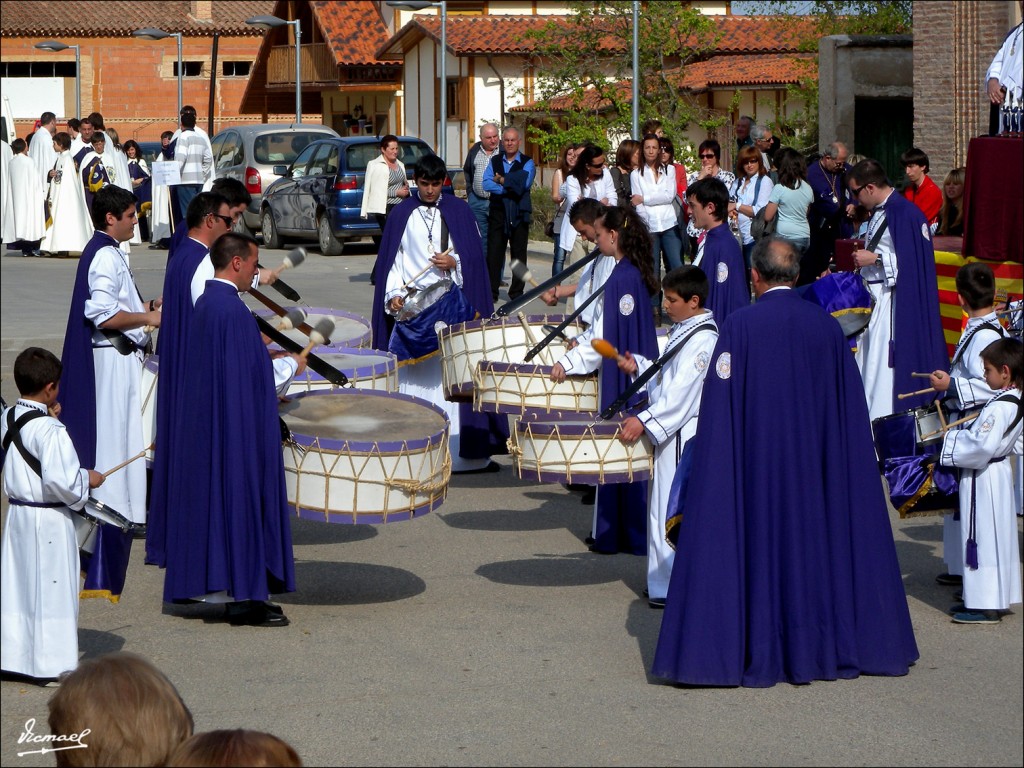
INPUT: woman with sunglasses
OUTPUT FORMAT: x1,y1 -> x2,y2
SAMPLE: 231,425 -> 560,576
556,144 -> 618,272
727,145 -> 774,274
686,139 -> 734,256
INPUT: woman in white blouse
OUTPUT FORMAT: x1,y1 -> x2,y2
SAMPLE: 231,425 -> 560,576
630,134 -> 683,282
727,144 -> 774,273
557,144 -> 618,269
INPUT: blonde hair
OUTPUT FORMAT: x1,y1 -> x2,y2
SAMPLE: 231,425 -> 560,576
938,166 -> 966,235
168,730 -> 302,767
48,652 -> 194,767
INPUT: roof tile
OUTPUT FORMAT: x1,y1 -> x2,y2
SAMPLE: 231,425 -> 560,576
310,1 -> 399,67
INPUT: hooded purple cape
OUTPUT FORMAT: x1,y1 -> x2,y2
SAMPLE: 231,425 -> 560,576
699,224 -> 749,325
57,230 -> 133,600
370,192 -> 508,460
652,288 -> 919,687
146,236 -> 209,566
592,259 -> 659,555
163,280 -> 295,602
882,193 -> 948,413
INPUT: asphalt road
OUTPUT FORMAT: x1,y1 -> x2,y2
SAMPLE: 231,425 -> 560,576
1,237 -> 1021,767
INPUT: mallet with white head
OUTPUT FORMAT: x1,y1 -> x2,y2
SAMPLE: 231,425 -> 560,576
300,317 -> 335,357
510,259 -> 540,288
277,307 -> 307,331
274,246 -> 307,278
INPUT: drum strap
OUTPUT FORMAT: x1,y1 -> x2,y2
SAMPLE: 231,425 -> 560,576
865,219 -> 888,254
950,321 -> 1004,367
3,408 -> 47,478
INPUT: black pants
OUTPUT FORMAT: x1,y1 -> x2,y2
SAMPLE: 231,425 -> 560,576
487,207 -> 529,301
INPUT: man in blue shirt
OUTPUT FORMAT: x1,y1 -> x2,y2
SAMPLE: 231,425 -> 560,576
482,126 -> 535,302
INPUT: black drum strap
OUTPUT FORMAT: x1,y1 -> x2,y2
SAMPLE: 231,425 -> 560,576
3,409 -> 47,478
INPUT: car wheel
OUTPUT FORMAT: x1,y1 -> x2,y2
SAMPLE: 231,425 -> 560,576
261,208 -> 284,249
317,215 -> 344,256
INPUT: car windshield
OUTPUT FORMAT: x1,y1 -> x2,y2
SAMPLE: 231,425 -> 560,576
345,141 -> 434,172
253,132 -> 327,165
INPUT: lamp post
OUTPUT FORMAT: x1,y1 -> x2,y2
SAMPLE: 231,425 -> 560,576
246,15 -> 302,124
35,40 -> 80,119
632,1 -> 640,139
387,0 -> 447,162
132,28 -> 183,117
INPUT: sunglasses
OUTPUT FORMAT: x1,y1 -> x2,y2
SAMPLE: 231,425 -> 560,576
700,153 -> 716,159
849,184 -> 868,198
209,213 -> 233,227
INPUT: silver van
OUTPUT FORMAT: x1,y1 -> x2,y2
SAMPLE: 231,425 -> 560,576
209,123 -> 339,237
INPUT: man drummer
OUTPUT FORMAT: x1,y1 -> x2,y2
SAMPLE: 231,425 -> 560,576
1,347 -> 103,685
370,154 -> 508,473
928,262 -> 1008,590
163,233 -> 303,627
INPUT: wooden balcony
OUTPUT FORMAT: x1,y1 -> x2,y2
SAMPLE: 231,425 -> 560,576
267,43 -> 336,86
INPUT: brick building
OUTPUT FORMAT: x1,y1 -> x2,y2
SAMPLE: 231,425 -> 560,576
912,0 -> 1022,182
0,0 -> 298,143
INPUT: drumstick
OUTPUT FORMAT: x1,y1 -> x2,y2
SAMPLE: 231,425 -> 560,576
401,248 -> 453,292
911,372 -> 935,378
273,246 -> 307,278
510,260 -> 540,288
591,338 -> 626,365
100,444 -> 154,478
300,317 -> 335,357
517,311 -> 552,365
278,308 -> 307,331
936,399 -> 948,430
919,412 -> 978,441
897,386 -> 936,400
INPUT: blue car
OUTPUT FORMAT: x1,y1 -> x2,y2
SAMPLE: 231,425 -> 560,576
259,135 -> 449,255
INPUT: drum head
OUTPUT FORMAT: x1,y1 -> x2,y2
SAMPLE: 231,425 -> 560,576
257,307 -> 371,349
280,391 -> 448,443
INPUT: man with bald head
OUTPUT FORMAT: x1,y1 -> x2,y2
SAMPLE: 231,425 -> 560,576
463,122 -> 501,249
805,140 -> 854,284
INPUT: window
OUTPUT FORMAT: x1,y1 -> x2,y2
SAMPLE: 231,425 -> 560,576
222,61 -> 251,77
1,61 -> 77,77
215,131 -> 242,169
446,78 -> 467,120
173,61 -> 203,77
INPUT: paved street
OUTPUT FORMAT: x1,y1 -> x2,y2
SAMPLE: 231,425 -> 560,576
1,238 -> 1021,767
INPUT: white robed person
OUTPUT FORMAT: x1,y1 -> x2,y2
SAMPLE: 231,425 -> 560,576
27,113 -> 58,186
10,141 -> 47,249
101,130 -> 143,246
40,132 -> 92,254
1,139 -> 15,246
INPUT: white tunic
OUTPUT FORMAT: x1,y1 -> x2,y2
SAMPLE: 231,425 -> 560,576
40,151 -> 92,254
939,389 -> 1023,611
940,313 -> 1007,576
1,400 -> 90,679
102,141 -> 142,246
386,203 -> 486,472
28,126 -> 57,185
85,243 -> 151,523
557,170 -> 619,253
0,140 -> 15,245
631,312 -> 718,600
9,153 -> 46,242
568,251 -> 616,332
854,191 -> 899,421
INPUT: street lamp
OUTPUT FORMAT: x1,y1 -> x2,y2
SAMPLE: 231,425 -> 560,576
246,15 -> 302,124
632,1 -> 639,139
387,0 -> 447,162
35,40 -> 81,119
132,28 -> 183,118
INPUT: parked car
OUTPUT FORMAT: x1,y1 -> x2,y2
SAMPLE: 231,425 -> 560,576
260,135 -> 454,255
137,141 -> 165,167
208,123 -> 340,238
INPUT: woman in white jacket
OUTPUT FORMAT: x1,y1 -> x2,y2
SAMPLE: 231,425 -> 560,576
362,135 -> 409,284
631,134 -> 682,321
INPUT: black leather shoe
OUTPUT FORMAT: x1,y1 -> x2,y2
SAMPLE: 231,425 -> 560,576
226,601 -> 289,627
935,572 -> 963,586
648,597 -> 666,609
581,490 -> 596,504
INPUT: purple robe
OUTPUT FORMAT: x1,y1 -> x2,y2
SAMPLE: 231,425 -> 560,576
652,288 -> 919,687
163,280 -> 295,602
882,193 -> 949,413
592,259 -> 659,555
371,192 -> 508,460
146,236 -> 209,566
698,224 -> 749,325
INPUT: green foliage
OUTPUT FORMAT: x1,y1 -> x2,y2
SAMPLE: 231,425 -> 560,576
516,1 -> 723,158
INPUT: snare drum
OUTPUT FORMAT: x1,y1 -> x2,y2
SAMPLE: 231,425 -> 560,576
438,314 -> 584,401
802,272 -> 874,337
279,389 -> 451,524
255,307 -> 372,350
73,497 -> 135,556
140,354 -> 159,465
272,345 -> 398,394
472,360 -> 599,416
872,404 -> 945,460
509,413 -> 654,485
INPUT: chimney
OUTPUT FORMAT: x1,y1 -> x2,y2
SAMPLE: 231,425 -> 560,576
191,1 -> 213,20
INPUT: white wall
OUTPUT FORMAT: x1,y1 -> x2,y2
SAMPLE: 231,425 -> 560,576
0,78 -> 67,119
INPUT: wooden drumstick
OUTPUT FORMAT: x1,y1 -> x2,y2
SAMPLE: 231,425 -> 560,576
897,386 -> 936,400
936,399 -> 948,429
919,412 -> 978,441
278,308 -> 307,331
511,260 -> 540,288
591,338 -> 626,365
911,372 -> 935,378
273,246 -> 307,278
401,248 -> 453,292
300,317 -> 335,357
517,311 -> 552,365
101,444 -> 154,478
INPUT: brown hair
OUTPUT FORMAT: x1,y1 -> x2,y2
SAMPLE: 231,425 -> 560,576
168,730 -> 302,767
735,145 -> 767,178
938,166 -> 966,236
48,652 -> 194,767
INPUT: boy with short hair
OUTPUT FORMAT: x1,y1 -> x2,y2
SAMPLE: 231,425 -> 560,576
617,266 -> 718,606
0,347 -> 103,684
900,147 -> 941,226
929,262 -> 1007,589
686,177 -> 749,324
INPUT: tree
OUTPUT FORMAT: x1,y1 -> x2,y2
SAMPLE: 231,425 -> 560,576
515,1 -> 723,164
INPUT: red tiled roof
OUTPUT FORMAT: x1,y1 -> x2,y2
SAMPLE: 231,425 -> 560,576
0,1 -> 275,37
509,53 -> 816,113
377,14 -> 817,58
310,1 -> 399,67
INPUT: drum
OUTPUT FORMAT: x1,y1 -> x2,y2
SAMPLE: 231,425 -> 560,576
279,389 -> 450,524
438,314 -> 584,401
509,412 -> 654,485
255,307 -> 372,350
140,354 -> 159,465
472,360 -> 599,416
272,345 -> 398,395
872,404 -> 945,460
73,498 -> 137,556
802,272 -> 874,337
